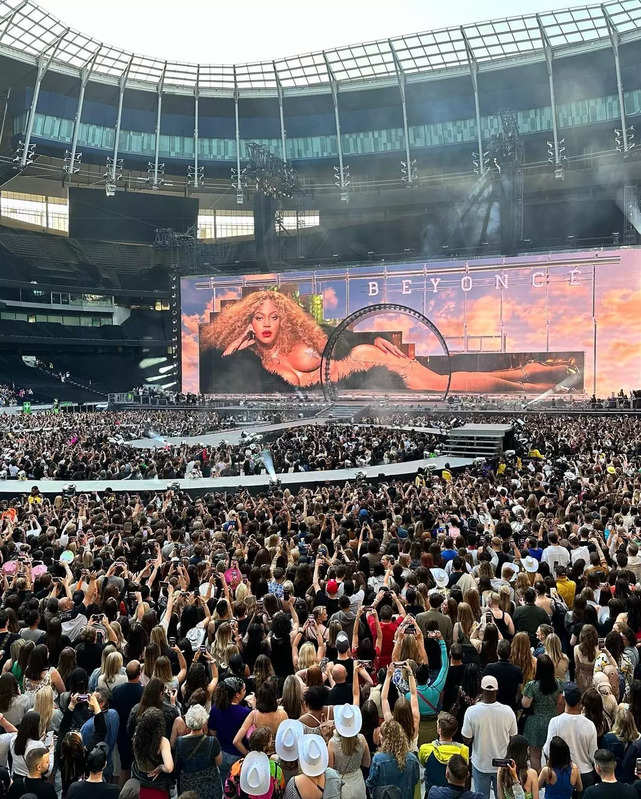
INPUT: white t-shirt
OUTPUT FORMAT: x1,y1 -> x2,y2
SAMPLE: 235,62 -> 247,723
461,701 -> 517,773
543,712 -> 597,774
541,545 -> 570,571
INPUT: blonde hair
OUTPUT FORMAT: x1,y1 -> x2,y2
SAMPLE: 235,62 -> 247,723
103,651 -> 123,684
212,623 -> 232,665
298,642 -> 317,670
33,686 -> 54,738
380,719 -> 410,770
612,704 -> 640,743
207,290 -> 327,361
498,585 -> 513,612
544,633 -> 564,669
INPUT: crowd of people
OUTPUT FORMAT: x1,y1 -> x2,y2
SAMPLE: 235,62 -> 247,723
0,409 -> 637,799
0,413 -> 440,481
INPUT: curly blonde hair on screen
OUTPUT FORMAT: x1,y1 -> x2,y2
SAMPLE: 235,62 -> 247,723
209,290 -> 326,357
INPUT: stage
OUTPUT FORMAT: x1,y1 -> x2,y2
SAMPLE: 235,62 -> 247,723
0,417 -> 468,495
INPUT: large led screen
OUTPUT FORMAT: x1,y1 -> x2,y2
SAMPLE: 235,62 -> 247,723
181,249 -> 641,396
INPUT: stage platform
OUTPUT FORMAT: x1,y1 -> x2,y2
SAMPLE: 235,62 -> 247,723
127,417 -> 444,450
0,455 -> 472,496
0,417 -> 461,495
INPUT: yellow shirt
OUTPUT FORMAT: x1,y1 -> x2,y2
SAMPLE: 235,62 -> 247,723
555,576 -> 576,608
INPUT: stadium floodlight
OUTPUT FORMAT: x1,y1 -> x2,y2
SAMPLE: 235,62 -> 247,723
63,149 -> 81,175
147,161 -> 165,188
187,164 -> 204,187
334,164 -> 350,202
105,182 -> 116,197
230,165 -> 247,205
472,151 -> 490,176
13,140 -> 35,169
615,126 -> 636,155
401,159 -> 417,184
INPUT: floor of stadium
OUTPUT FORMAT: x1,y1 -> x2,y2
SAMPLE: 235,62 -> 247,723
0,417 -> 470,494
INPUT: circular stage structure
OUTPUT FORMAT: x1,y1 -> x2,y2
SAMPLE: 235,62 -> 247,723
319,303 -> 452,402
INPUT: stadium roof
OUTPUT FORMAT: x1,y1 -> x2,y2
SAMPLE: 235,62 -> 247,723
0,0 -> 640,94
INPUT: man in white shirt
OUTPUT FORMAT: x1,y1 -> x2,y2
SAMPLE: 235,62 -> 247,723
543,683 -> 598,788
541,532 -> 570,573
461,675 -> 518,799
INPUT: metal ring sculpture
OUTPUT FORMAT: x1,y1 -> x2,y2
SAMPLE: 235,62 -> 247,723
319,303 -> 452,402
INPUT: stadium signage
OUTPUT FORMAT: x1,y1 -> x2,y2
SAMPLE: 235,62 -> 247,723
366,268 -> 582,296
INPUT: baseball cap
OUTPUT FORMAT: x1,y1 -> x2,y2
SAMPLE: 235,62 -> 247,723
326,579 -> 339,595
480,675 -> 499,691
564,682 -> 582,707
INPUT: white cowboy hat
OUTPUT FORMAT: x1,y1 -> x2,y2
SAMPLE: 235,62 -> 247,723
334,703 -> 362,738
240,751 -> 272,797
430,567 -> 449,589
522,555 -> 539,573
275,719 -> 304,761
298,734 -> 329,778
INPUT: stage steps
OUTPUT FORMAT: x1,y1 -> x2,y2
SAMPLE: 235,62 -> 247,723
442,423 -> 512,459
326,403 -> 369,421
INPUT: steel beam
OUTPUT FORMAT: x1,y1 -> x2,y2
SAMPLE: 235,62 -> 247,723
233,65 -> 242,200
193,64 -> 200,188
0,0 -> 28,43
67,44 -> 101,178
110,54 -> 133,185
273,61 -> 287,163
461,27 -> 484,176
20,27 -> 69,168
602,5 -> 629,153
323,52 -> 346,195
153,60 -> 167,188
389,39 -> 413,184
537,15 -> 562,168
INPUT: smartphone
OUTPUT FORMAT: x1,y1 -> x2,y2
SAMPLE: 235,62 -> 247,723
168,637 -> 176,646
405,625 -> 416,635
492,759 -> 512,768
77,694 -> 89,703
199,645 -> 207,653
283,589 -> 290,601
90,614 -> 103,623
636,757 -> 641,774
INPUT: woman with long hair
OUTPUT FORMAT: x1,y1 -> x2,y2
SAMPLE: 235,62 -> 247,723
127,677 -> 179,741
207,289 -> 574,392
582,687 -> 609,743
141,642 -> 160,686
594,630 -> 634,702
208,676 -> 249,783
602,704 -> 640,781
328,704 -> 371,799
10,710 -> 53,782
497,734 -> 539,799
538,736 -> 582,799
251,654 -> 276,695
174,704 -> 222,799
280,674 -> 303,721
232,680 -> 287,755
56,647 -> 76,685
59,729 -> 87,797
97,650 -> 126,697
464,589 -> 482,623
0,672 -> 27,726
132,707 -> 174,799
44,616 -> 70,666
510,633 -> 536,686
22,644 -> 65,696
521,655 -> 563,770
8,640 -> 34,690
33,685 -> 61,738
366,719 -> 420,797
574,624 -> 599,695
544,633 -> 569,682
453,603 -> 477,648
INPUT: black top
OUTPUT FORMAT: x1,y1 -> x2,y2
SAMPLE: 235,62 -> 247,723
327,681 -> 352,706
584,783 -> 637,799
66,781 -> 120,799
483,661 -> 523,710
8,776 -> 58,799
